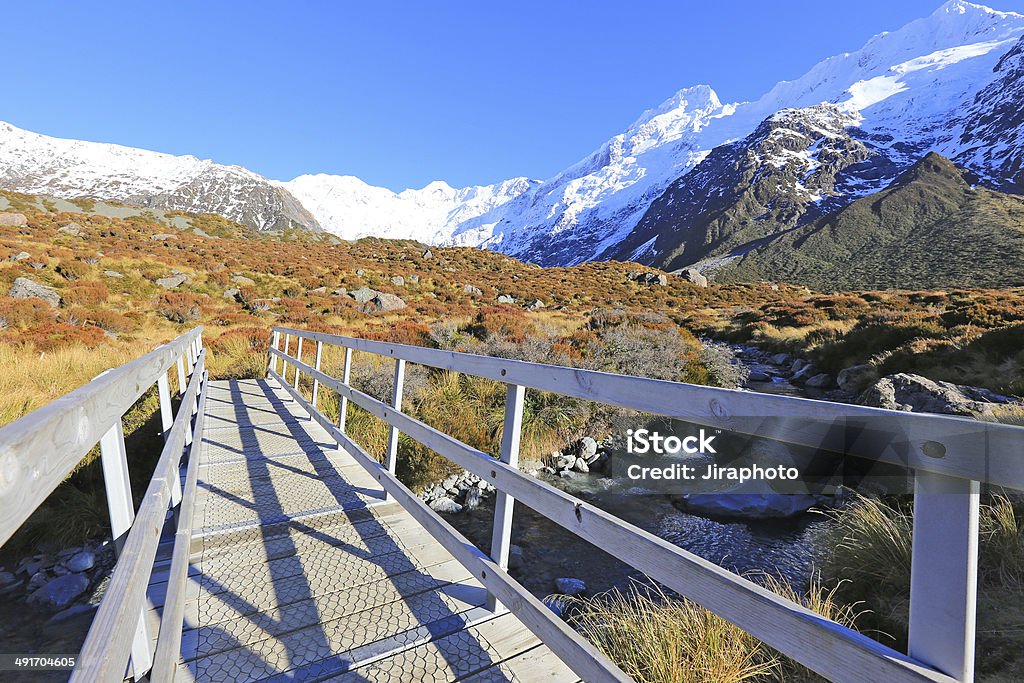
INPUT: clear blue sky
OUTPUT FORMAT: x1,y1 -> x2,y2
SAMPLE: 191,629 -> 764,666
3,1 -> 1017,190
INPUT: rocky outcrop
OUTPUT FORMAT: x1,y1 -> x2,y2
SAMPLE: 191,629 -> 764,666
837,364 -> 878,393
57,222 -> 85,237
9,277 -> 61,307
859,373 -> 1024,419
155,273 -> 189,289
676,268 -> 708,287
628,271 -> 667,286
0,212 -> 27,226
366,292 -> 407,312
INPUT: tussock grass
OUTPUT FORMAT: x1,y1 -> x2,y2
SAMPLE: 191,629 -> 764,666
564,577 -> 859,683
0,341 -> 153,425
565,583 -> 779,683
821,492 -> 1024,651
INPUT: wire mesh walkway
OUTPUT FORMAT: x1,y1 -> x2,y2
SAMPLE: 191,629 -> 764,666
152,378 -> 579,682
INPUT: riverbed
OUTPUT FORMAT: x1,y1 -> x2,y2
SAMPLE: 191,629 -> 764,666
446,340 -> 843,600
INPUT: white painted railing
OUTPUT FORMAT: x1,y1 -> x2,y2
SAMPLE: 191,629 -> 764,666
270,324 -> 1024,683
0,327 -> 206,681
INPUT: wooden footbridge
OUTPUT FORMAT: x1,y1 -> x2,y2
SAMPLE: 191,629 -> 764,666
1,325 -> 1022,682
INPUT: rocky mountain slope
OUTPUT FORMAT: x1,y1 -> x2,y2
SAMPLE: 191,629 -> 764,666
603,1 -> 1024,271
711,152 -> 1024,290
0,123 -> 320,234
0,1 -> 1022,276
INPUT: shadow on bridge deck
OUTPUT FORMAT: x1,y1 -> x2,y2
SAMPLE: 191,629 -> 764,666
145,378 -> 578,682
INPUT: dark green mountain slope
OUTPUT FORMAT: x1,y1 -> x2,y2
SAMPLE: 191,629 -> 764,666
712,153 -> 1024,291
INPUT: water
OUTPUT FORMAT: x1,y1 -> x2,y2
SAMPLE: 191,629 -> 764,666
542,341 -> 840,591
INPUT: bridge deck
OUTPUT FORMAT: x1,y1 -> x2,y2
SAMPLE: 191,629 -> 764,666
149,379 -> 579,683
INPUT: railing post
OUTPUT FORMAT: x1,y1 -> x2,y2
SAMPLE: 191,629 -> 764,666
282,334 -> 291,385
294,336 -> 304,391
98,419 -> 152,678
908,471 -> 980,682
487,383 -> 525,612
337,347 -> 352,434
268,330 -> 281,377
383,358 -> 406,501
311,340 -> 324,409
176,354 -> 187,398
156,371 -> 184,507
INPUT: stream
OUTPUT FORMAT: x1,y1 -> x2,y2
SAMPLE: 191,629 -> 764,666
448,340 -> 844,600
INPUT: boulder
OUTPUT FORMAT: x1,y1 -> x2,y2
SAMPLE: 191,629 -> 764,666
678,268 -> 708,287
805,373 -> 834,389
429,497 -> 463,514
464,487 -> 482,511
791,359 -> 809,373
527,299 -> 546,311
554,578 -> 586,596
747,370 -> 771,382
791,364 -> 818,383
0,212 -> 28,226
390,275 -> 405,287
463,284 -> 483,297
9,277 -> 61,307
155,273 -> 189,289
230,275 -> 256,286
859,373 -> 1024,418
27,573 -> 90,611
63,550 -> 95,573
44,603 -> 96,626
307,286 -> 328,296
771,353 -> 792,366
150,233 -> 178,241
837,364 -> 878,393
355,269 -> 365,277
348,286 -> 378,303
496,294 -> 516,304
573,458 -> 590,473
569,437 -> 599,462
333,287 -> 348,296
223,287 -> 240,300
422,249 -> 433,259
367,293 -> 407,312
58,223 -> 85,237
628,271 -> 668,286
9,251 -> 30,261
103,270 -> 124,278
678,492 -> 821,519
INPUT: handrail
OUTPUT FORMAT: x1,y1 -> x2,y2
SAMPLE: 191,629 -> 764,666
271,325 -> 1022,683
151,366 -> 209,682
0,327 -> 203,546
271,326 -> 1024,490
69,347 -> 205,680
0,327 -> 206,681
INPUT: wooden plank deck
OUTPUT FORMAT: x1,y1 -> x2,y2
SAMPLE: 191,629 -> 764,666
149,378 -> 579,683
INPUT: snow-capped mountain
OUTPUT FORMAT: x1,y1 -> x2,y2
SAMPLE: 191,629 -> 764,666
281,174 -> 538,243
0,1 -> 1022,267
483,0 -> 1024,266
0,122 -> 320,233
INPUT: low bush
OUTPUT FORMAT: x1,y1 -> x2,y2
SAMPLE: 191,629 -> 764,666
157,292 -> 206,323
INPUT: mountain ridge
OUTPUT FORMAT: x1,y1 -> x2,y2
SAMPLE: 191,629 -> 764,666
0,1 -> 1022,272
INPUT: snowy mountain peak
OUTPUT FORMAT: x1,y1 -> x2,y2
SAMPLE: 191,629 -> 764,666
0,121 -> 319,232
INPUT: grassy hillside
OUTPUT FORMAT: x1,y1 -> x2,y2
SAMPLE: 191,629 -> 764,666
4,188 -> 1024,547
714,153 -> 1024,290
